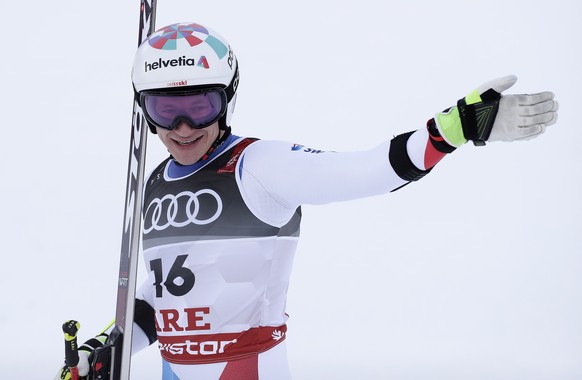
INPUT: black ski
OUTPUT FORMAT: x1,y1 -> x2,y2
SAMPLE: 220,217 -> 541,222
104,1 -> 157,379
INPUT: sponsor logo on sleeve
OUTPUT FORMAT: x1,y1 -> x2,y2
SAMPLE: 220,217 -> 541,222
291,144 -> 324,154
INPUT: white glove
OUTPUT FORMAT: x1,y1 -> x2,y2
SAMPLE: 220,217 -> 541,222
489,90 -> 559,142
435,75 -> 559,146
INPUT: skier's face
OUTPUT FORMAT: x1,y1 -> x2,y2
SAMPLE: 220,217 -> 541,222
156,120 -> 221,165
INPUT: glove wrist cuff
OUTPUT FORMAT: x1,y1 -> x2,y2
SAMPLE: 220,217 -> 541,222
434,107 -> 467,148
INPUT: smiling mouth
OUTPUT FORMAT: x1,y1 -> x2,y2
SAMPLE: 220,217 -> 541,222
174,136 -> 203,146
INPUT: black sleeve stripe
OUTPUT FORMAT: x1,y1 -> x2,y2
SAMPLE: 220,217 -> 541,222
388,131 -> 432,182
134,298 -> 158,345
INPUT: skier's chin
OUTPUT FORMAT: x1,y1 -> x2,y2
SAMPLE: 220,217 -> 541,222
173,152 -> 205,166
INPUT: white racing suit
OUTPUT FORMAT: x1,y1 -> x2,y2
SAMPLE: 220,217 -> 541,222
133,127 -> 449,379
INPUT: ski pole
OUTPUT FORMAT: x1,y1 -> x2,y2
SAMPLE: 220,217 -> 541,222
62,320 -> 81,380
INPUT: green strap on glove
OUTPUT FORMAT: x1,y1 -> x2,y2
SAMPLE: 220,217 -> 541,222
435,75 -> 558,147
436,88 -> 500,147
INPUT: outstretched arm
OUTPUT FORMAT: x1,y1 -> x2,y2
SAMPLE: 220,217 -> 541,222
238,76 -> 558,224
389,75 -> 558,186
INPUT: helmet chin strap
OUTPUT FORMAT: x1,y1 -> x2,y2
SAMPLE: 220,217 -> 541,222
199,126 -> 231,161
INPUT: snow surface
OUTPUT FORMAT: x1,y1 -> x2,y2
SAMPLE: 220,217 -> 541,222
1,0 -> 581,379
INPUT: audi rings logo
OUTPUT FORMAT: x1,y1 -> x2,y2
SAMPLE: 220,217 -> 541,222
144,190 -> 223,234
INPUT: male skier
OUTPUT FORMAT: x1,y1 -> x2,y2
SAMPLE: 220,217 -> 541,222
56,22 -> 558,380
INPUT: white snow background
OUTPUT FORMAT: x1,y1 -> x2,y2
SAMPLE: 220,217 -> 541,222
0,0 -> 580,379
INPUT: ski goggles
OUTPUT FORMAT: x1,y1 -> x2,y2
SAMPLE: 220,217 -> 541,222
141,88 -> 227,130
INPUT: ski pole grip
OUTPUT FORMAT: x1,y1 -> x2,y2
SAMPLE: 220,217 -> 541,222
62,320 -> 81,368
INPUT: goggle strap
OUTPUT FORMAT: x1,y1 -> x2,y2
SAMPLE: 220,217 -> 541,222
224,61 -> 239,102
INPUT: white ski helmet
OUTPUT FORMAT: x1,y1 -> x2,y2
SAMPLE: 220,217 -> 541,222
132,22 -> 239,132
